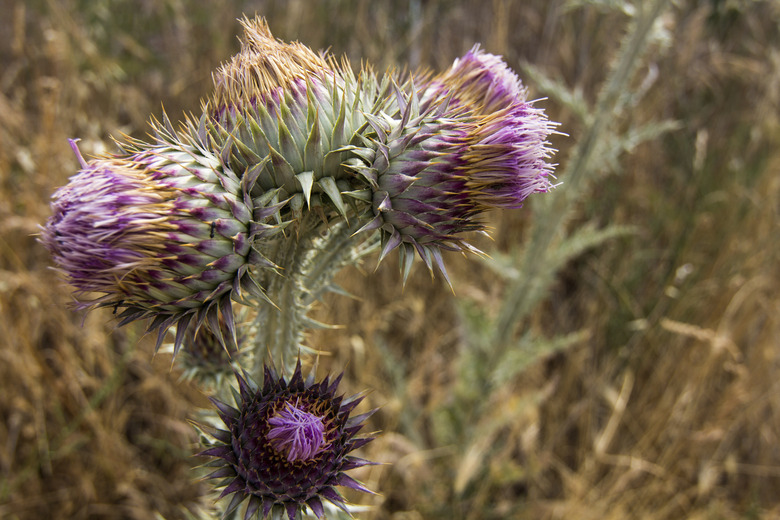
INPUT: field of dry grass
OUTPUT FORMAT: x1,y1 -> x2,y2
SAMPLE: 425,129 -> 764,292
1,1 -> 779,519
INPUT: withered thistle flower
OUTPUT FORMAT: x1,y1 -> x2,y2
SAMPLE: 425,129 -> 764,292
210,17 -> 331,110
199,362 -> 375,520
203,17 -> 384,224
40,137 -> 285,353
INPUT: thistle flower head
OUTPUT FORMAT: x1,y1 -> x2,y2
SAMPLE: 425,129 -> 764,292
204,18 -> 385,226
351,59 -> 557,283
174,311 -> 249,385
267,400 -> 327,462
199,362 -> 376,520
422,45 -> 557,210
460,101 -> 557,210
40,138 -> 283,353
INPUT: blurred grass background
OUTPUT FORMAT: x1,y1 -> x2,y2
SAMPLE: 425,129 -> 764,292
1,0 -> 779,519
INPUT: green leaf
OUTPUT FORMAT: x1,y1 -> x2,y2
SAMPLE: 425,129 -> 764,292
492,330 -> 590,386
520,62 -> 592,125
484,223 -> 635,282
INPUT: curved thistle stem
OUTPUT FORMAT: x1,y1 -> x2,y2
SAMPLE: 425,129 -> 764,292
253,214 -> 318,373
251,215 -> 378,377
301,219 -> 380,306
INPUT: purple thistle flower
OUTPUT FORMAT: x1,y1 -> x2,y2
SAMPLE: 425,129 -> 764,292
40,139 -> 284,354
349,46 -> 558,283
423,45 -> 557,210
198,361 -> 376,520
267,399 -> 327,462
344,46 -> 556,280
460,100 -> 557,210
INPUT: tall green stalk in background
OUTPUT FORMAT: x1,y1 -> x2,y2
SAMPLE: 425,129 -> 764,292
436,0 -> 679,503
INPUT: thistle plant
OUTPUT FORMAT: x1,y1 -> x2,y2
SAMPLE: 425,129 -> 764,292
40,15 -> 558,519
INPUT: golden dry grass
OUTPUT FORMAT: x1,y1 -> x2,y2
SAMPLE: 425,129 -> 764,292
1,1 -> 779,519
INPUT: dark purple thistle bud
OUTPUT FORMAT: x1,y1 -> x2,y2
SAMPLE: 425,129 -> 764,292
198,361 -> 377,520
40,139 -> 284,355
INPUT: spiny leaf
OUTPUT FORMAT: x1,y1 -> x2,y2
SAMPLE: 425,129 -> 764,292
520,62 -> 592,125
492,329 -> 590,386
483,223 -> 635,282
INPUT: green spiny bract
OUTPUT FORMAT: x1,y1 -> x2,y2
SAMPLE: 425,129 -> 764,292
200,17 -> 393,226
172,307 -> 251,387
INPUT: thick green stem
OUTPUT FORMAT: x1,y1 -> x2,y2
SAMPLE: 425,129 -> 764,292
251,216 -> 378,376
255,221 -> 313,373
302,219 -> 379,305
